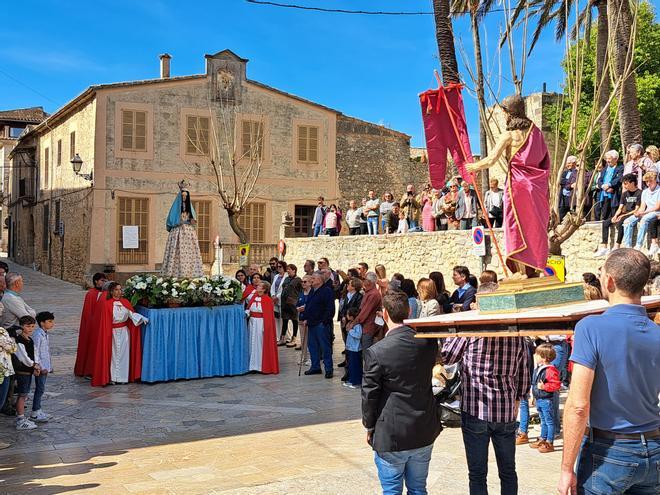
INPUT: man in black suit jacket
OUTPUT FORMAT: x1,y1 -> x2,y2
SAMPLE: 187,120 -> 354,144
449,265 -> 477,312
362,291 -> 441,494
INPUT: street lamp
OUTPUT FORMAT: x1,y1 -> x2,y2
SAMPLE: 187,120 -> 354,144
70,154 -> 93,183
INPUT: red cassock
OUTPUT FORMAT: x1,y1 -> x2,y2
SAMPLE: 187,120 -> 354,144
258,295 -> 280,375
74,288 -> 104,377
91,297 -> 143,387
242,284 -> 256,302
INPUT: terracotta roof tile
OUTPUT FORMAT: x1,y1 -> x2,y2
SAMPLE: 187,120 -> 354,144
0,106 -> 48,123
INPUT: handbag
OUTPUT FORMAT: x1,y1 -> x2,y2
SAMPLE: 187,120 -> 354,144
489,205 -> 502,217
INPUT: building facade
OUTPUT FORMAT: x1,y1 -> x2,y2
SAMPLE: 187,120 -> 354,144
9,50 -> 423,285
0,107 -> 48,252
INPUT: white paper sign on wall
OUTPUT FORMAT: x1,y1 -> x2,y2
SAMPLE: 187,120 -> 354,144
122,226 -> 139,249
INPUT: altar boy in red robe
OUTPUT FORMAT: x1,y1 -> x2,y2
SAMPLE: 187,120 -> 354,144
91,282 -> 147,387
245,282 -> 279,374
74,273 -> 107,377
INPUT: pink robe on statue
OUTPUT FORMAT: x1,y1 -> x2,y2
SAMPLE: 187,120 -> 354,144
422,198 -> 435,232
504,125 -> 550,273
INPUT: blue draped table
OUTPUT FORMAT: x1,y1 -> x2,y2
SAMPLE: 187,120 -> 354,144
137,304 -> 249,383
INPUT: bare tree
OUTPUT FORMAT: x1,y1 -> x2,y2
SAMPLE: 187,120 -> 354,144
183,86 -> 265,245
547,0 -> 641,254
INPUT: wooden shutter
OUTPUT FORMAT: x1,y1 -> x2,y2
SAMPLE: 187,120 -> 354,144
70,131 -> 76,159
297,125 -> 319,164
44,148 -> 49,188
192,200 -> 212,263
238,202 -> 265,243
56,140 -> 62,166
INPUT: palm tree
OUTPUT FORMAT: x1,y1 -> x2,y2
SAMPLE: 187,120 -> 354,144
451,0 -> 491,192
608,0 -> 642,148
433,0 -> 461,84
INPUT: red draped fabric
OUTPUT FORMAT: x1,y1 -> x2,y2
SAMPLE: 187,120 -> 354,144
419,84 -> 474,188
91,298 -> 143,387
259,295 -> 280,375
74,288 -> 104,377
504,125 -> 551,272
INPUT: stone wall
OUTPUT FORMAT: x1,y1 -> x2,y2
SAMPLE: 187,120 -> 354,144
335,115 -> 428,209
282,222 -> 602,283
31,99 -> 96,285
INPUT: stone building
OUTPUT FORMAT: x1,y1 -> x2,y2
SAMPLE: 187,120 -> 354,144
0,107 -> 48,252
8,50 -> 425,285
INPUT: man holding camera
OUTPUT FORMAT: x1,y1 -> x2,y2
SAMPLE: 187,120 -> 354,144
400,184 -> 422,231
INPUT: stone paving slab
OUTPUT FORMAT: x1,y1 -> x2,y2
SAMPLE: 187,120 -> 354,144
0,260 -> 562,494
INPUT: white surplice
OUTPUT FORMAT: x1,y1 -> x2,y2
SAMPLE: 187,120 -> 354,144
110,301 -> 148,383
247,297 -> 264,372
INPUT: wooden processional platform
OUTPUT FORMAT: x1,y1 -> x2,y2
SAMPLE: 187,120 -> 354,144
406,295 -> 660,338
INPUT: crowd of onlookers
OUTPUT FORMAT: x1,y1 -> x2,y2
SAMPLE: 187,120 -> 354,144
236,253 -> 659,494
311,144 -> 660,259
558,144 -> 660,258
0,261 -> 56,446
311,178 -> 504,237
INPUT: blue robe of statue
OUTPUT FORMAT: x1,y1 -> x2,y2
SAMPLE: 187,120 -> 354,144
161,191 -> 204,278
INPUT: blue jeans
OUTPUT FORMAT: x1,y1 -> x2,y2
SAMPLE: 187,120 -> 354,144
374,443 -> 434,495
518,396 -> 530,434
552,340 -> 569,433
461,412 -> 518,495
32,374 -> 47,411
536,398 -> 555,442
409,220 -> 418,230
312,224 -> 322,237
307,323 -> 333,372
381,218 -> 388,233
623,212 -> 657,248
367,216 -> 379,235
0,376 -> 10,409
577,435 -> 660,495
346,349 -> 362,386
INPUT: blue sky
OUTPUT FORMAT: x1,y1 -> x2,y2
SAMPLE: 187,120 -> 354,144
0,0 -> 567,151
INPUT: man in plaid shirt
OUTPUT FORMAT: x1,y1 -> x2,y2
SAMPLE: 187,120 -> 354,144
442,336 -> 531,495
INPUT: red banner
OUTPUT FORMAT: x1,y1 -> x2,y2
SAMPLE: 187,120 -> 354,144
419,84 -> 474,188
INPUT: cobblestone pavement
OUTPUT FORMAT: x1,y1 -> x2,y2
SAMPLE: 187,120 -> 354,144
0,261 -> 563,494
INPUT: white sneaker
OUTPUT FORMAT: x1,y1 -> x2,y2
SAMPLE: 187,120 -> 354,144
347,384 -> 360,389
342,382 -> 351,388
594,247 -> 609,257
30,410 -> 52,422
16,418 -> 37,431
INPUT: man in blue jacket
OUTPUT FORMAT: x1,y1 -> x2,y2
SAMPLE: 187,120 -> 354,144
302,271 -> 335,378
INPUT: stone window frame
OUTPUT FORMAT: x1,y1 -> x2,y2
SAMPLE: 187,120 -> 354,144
114,102 -> 154,160
179,107 -> 212,158
292,118 -> 325,170
116,196 -> 150,266
235,113 -> 271,168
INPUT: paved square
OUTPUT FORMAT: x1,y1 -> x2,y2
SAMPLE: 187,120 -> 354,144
0,261 -> 562,494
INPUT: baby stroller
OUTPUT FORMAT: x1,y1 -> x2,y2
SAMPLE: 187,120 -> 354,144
433,363 -> 462,427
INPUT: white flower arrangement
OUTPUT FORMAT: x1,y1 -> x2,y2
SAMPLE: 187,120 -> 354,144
124,274 -> 242,308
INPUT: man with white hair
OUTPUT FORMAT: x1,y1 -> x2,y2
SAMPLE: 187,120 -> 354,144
0,274 -> 36,329
301,271 -> 335,378
596,150 -> 624,245
347,271 -> 382,351
559,156 -> 578,221
624,144 -> 656,190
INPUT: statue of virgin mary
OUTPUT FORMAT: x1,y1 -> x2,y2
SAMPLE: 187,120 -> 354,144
161,181 -> 205,278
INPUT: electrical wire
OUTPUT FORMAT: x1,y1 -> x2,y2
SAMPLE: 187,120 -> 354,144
245,0 -> 506,15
